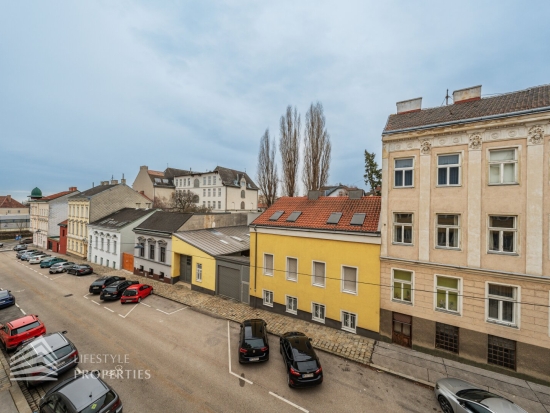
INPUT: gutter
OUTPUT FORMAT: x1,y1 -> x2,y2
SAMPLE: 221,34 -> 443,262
253,225 -> 381,237
382,105 -> 550,136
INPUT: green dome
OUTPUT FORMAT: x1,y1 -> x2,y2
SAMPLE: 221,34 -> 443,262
30,187 -> 42,198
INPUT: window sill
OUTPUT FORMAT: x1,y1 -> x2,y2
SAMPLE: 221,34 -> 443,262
342,290 -> 358,295
196,279 -> 202,283
392,242 -> 414,247
286,278 -> 298,282
435,185 -> 462,188
487,251 -> 519,256
341,327 -> 356,334
486,319 -> 518,329
435,246 -> 461,251
392,299 -> 413,305
392,186 -> 415,189
263,273 -> 274,277
263,302 -> 273,308
312,318 -> 325,324
312,283 -> 326,288
435,308 -> 460,316
286,309 -> 297,315
488,182 -> 519,186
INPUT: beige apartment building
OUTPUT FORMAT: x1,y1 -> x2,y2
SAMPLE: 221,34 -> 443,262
380,84 -> 550,381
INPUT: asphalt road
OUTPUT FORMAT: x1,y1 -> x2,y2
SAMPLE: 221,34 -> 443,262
0,246 -> 442,413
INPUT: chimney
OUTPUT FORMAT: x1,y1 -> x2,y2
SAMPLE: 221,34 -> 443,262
139,190 -> 145,195
69,187 -> 77,192
308,190 -> 323,201
101,181 -> 109,185
140,165 -> 148,171
121,173 -> 126,185
111,179 -> 118,185
396,97 -> 422,114
6,195 -> 11,201
348,189 -> 364,199
453,85 -> 481,104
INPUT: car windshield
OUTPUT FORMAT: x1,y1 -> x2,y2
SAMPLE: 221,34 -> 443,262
0,291 -> 9,298
81,391 -> 116,413
457,389 -> 501,403
296,360 -> 318,371
104,286 -> 117,292
123,290 -> 137,296
53,345 -> 73,360
92,279 -> 107,285
12,321 -> 41,335
244,338 -> 265,348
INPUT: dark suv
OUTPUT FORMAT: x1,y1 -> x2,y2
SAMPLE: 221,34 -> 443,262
280,332 -> 323,388
238,319 -> 269,363
89,276 -> 126,294
37,371 -> 123,413
99,280 -> 139,301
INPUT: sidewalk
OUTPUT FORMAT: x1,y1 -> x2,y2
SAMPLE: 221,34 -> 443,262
0,351 -> 33,413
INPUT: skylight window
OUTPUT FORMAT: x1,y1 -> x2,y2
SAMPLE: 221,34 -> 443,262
230,236 -> 244,242
350,213 -> 366,226
286,211 -> 302,222
220,239 -> 229,244
327,212 -> 343,224
269,211 -> 284,221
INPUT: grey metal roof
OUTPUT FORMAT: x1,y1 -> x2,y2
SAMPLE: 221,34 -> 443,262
89,208 -> 156,229
174,226 -> 250,256
68,184 -> 116,199
134,211 -> 193,234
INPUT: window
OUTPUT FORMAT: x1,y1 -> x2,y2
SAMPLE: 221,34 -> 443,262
94,237 -> 98,249
149,244 -> 155,260
263,254 -> 274,275
100,238 -> 104,251
392,269 -> 412,303
203,201 -> 205,207
218,201 -> 221,209
196,263 -> 202,282
241,190 -> 245,198
489,149 -> 517,184
394,158 -> 414,187
208,189 -> 211,197
312,261 -> 325,287
488,216 -> 516,253
94,255 -> 97,263
149,268 -> 154,276
437,154 -> 460,186
203,189 -> 206,197
160,246 -> 166,263
263,290 -> 273,307
342,266 -> 358,294
284,257 -> 298,282
435,323 -> 459,354
106,239 -> 110,253
213,176 -> 216,185
208,201 -> 211,208
436,276 -> 460,313
312,303 -> 325,323
241,201 -> 245,209
113,262 -> 116,269
437,215 -> 459,248
194,178 -> 199,187
487,283 -> 518,326
113,240 -> 117,253
208,176 -> 211,185
106,259 -> 109,268
341,311 -> 357,333
139,265 -> 144,272
488,335 -> 516,370
139,241 -> 145,257
218,188 -> 221,197
203,177 -> 206,185
393,213 -> 413,244
100,257 -> 103,265
286,296 -> 297,314
160,272 -> 165,278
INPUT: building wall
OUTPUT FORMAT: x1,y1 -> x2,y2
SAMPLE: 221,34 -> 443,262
182,213 -> 248,231
132,166 -> 155,200
133,233 -> 172,283
67,200 -> 90,258
226,186 -> 258,212
30,201 -> 49,249
59,225 -> 67,255
171,236 -> 216,292
48,196 -> 71,238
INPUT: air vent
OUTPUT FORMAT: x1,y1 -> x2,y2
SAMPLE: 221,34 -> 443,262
269,211 -> 284,221
326,212 -> 342,224
350,213 -> 366,225
286,211 -> 302,222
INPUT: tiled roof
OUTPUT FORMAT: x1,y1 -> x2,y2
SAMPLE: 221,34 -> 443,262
134,211 -> 193,234
174,226 -> 250,257
164,168 -> 193,179
148,170 -> 174,188
58,220 -> 68,226
384,84 -> 550,133
251,196 -> 381,233
69,185 -> 116,199
39,190 -> 78,202
214,166 -> 259,190
148,170 -> 164,177
89,208 -> 156,229
0,196 -> 26,209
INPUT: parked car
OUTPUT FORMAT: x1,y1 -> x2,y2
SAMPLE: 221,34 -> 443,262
13,244 -> 27,251
49,262 -> 75,274
10,331 -> 79,387
0,314 -> 46,351
37,371 -> 123,413
0,242 -> 3,248
435,378 -> 528,413
19,250 -> 39,260
238,319 -> 269,364
89,276 -> 126,294
29,254 -> 51,264
21,251 -> 42,261
67,264 -> 93,276
40,257 -> 67,269
100,280 -> 139,301
280,332 -> 323,388
0,289 -> 15,309
22,238 -> 33,244
121,284 -> 153,304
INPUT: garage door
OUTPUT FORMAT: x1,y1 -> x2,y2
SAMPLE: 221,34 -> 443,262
218,265 -> 241,301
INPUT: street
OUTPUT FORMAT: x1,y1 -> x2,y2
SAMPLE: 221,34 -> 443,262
0,246 -> 441,412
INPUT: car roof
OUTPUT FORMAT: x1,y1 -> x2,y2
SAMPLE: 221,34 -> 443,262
126,284 -> 142,290
0,290 -> 10,297
483,398 -> 527,412
8,315 -> 38,329
285,335 -> 316,360
58,373 -> 109,411
30,332 -> 69,352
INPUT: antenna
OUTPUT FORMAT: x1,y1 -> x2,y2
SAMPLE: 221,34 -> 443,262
445,89 -> 450,106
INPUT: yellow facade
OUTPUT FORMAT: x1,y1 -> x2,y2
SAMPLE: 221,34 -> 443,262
67,200 -> 90,258
171,236 -> 216,291
250,230 -> 381,335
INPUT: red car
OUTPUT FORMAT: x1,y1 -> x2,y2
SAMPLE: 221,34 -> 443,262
0,315 -> 46,351
121,284 -> 153,304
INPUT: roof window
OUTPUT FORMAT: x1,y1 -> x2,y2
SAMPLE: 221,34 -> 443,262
286,211 -> 302,222
326,212 -> 343,224
350,213 -> 366,226
269,211 -> 284,221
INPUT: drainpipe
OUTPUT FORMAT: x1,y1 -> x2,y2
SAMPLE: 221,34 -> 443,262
253,224 -> 258,309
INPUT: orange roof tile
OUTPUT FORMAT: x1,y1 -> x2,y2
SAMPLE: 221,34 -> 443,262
0,196 -> 26,209
40,190 -> 77,201
148,170 -> 164,177
252,196 -> 381,233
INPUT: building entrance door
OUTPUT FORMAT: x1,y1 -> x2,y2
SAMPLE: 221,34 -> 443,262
392,312 -> 412,348
179,255 -> 192,283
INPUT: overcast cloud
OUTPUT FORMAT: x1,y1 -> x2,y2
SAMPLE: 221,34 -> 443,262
1,1 -> 549,201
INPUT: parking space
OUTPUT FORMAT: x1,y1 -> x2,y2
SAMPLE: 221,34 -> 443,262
0,302 -> 26,325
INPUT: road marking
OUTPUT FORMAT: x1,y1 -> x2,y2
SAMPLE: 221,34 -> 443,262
15,304 -> 26,315
104,307 -> 114,313
226,321 -> 253,385
92,300 -> 100,306
119,304 -> 139,319
140,303 -> 151,307
50,275 -> 64,280
269,392 -> 309,413
83,294 -> 92,299
155,307 -> 187,315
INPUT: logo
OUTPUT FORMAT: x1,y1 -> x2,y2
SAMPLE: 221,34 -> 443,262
10,337 -> 59,382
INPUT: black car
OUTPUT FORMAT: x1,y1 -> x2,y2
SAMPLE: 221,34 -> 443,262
280,332 -> 323,388
238,319 -> 269,364
37,371 -> 123,413
89,276 -> 126,294
67,264 -> 93,276
99,280 -> 138,301
10,331 -> 78,387
0,289 -> 15,309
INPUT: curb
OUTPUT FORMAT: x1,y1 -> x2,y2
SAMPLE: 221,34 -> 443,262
10,384 -> 33,413
369,363 -> 434,389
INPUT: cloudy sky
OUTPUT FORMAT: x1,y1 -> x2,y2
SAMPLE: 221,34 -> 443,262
2,1 -> 549,201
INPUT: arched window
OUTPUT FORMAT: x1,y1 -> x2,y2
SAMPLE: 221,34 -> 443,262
194,178 -> 200,188
241,190 -> 245,199
241,201 -> 245,210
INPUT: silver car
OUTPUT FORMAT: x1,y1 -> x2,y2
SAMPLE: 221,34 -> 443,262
49,262 -> 75,274
435,378 -> 528,413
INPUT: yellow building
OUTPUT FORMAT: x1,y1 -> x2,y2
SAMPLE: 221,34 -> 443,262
250,191 -> 381,338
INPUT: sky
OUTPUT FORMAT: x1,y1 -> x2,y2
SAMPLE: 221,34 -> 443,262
2,1 -> 550,202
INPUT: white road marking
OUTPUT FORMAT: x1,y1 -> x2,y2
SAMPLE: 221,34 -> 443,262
119,304 -> 139,319
268,392 -> 309,413
226,321 -> 253,385
155,307 -> 187,315
50,274 -> 65,280
92,301 -> 100,306
15,304 -> 26,315
140,303 -> 151,307
104,307 -> 114,313
83,294 -> 92,299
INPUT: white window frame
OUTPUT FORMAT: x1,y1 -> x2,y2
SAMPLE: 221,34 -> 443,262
263,289 -> 273,307
263,254 -> 274,276
341,265 -> 358,295
393,157 -> 414,188
312,261 -> 326,288
341,310 -> 357,334
196,263 -> 202,282
311,302 -> 326,323
393,213 -> 413,245
435,214 -> 460,250
286,295 -> 297,315
213,176 -> 217,185
434,274 -> 462,315
437,153 -> 461,186
286,257 -> 298,282
485,281 -> 520,328
218,201 -> 221,209
488,147 -> 518,185
488,215 -> 517,254
391,268 -> 414,305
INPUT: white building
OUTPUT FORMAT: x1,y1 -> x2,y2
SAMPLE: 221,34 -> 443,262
173,166 -> 258,212
88,208 -> 156,270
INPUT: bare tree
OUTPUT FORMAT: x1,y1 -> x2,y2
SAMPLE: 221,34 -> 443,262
279,105 -> 301,197
257,129 -> 278,207
153,196 -> 171,210
171,190 -> 202,213
302,102 -> 331,192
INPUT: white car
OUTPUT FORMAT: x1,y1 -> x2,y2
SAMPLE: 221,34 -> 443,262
28,254 -> 50,264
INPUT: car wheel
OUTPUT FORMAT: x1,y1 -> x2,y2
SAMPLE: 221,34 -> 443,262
438,396 -> 454,413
